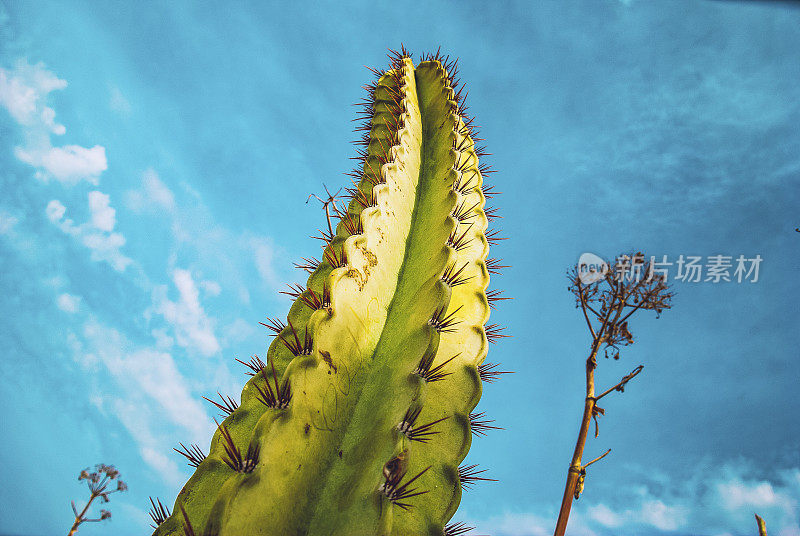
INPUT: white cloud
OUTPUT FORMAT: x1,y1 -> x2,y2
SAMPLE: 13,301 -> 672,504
222,317 -> 255,345
81,231 -> 129,270
583,460 -> 799,535
486,512 -> 553,536
108,86 -> 131,115
82,320 -> 210,432
0,211 -> 19,234
45,199 -> 66,222
0,59 -> 66,133
238,287 -> 251,305
132,175 -> 284,306
88,190 -> 116,232
43,274 -> 67,289
123,347 -> 210,440
145,170 -> 175,210
56,293 -> 81,313
476,460 -> 800,536
140,445 -> 183,488
251,236 -> 279,287
47,193 -> 132,272
587,504 -> 622,528
479,511 -> 595,536
713,467 -> 799,535
718,479 -> 781,511
588,499 -> 688,532
200,279 -> 221,297
639,499 -> 687,531
0,59 -> 107,185
15,144 -> 107,185
112,399 -> 184,487
152,268 -> 221,357
126,169 -> 175,213
151,327 -> 174,351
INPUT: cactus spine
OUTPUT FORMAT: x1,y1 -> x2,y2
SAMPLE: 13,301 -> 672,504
152,48 -> 503,536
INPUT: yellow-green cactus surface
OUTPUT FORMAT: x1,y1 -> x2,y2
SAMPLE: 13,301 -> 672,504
152,49 -> 505,536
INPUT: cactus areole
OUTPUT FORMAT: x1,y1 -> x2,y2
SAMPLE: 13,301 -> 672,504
152,48 -> 506,536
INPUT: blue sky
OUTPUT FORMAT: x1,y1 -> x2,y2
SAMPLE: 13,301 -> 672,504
0,1 -> 798,535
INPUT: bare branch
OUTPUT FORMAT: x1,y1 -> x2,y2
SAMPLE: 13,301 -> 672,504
307,184 -> 344,237
596,365 -> 644,401
582,448 -> 611,470
577,281 -> 596,339
583,301 -> 601,319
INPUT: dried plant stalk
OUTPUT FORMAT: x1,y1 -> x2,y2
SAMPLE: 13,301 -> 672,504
553,253 -> 674,536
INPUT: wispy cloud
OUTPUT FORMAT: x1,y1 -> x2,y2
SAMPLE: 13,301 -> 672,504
162,184 -> 285,303
108,85 -> 131,115
479,459 -> 800,536
2,52 -> 285,522
199,279 -> 221,297
0,59 -> 107,184
0,210 -> 19,234
717,476 -> 791,512
46,192 -> 132,272
250,236 -> 279,289
711,464 -> 800,535
553,22 -> 800,229
124,168 -> 284,305
587,497 -> 689,532
126,168 -> 175,213
73,318 -> 213,485
1,59 -> 132,278
56,292 -> 81,313
152,268 -> 221,357
476,510 -> 595,536
110,398 -> 186,488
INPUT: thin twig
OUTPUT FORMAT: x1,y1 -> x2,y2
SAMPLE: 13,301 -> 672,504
307,184 -> 343,237
595,365 -> 644,401
582,449 -> 611,470
576,281 -> 596,339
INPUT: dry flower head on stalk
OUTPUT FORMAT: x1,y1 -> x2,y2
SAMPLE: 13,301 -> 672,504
568,252 -> 674,360
68,464 -> 127,535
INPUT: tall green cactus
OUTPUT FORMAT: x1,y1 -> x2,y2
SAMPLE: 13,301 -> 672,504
150,48 -> 507,536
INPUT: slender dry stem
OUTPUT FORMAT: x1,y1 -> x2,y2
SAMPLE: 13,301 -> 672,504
307,184 -> 343,238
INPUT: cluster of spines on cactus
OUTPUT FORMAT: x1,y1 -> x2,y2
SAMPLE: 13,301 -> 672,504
148,46 -> 511,536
